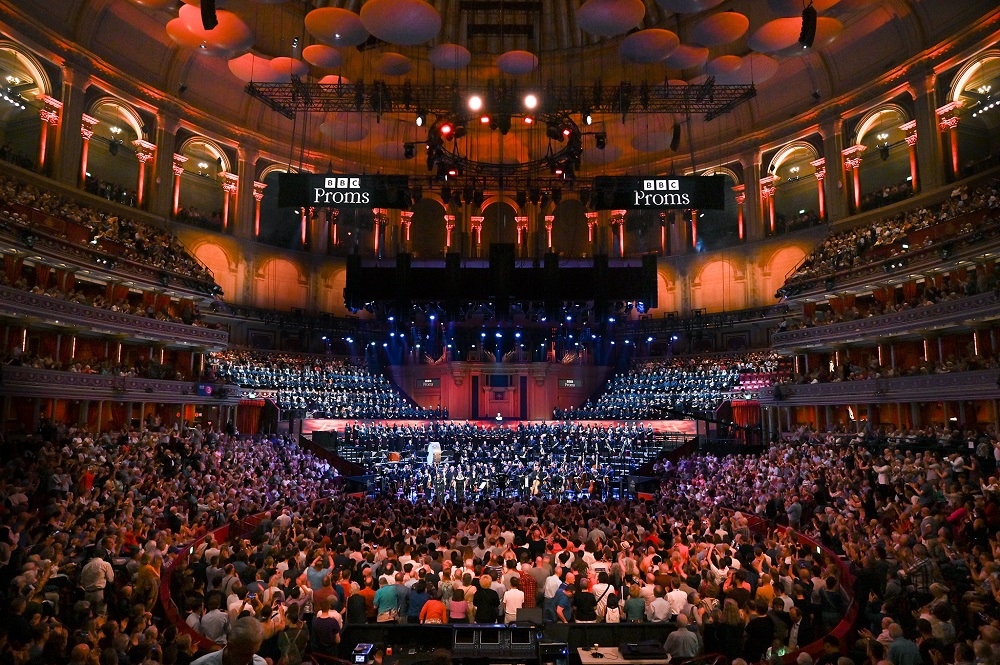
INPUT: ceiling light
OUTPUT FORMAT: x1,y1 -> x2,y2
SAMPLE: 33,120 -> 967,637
480,115 -> 490,124
524,94 -> 538,109
523,116 -> 533,124
468,95 -> 483,111
584,111 -> 593,126
440,122 -> 452,136
416,110 -> 427,126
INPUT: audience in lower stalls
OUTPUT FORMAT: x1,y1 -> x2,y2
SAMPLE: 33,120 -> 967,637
0,422 -> 336,665
0,173 -> 215,285
211,349 -> 440,419
2,411 -> 999,664
558,352 -> 782,420
782,178 -> 1000,289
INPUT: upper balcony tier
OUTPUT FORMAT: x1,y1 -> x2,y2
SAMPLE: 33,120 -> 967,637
1,283 -> 229,350
772,291 -> 1000,351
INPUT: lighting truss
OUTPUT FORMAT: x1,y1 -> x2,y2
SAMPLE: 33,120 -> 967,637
245,76 -> 756,121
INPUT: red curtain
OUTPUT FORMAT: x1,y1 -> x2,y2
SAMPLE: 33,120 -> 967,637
155,294 -> 171,312
956,267 -> 967,281
903,281 -> 918,300
236,402 -> 263,435
34,264 -> 51,289
872,288 -> 887,304
5,255 -> 23,283
108,402 -> 127,429
113,285 -> 130,303
731,400 -> 761,444
829,298 -> 844,315
803,302 -> 816,317
64,272 -> 75,292
142,290 -> 155,308
842,294 -> 855,308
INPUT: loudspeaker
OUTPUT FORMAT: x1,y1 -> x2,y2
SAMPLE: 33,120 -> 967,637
445,252 -> 461,316
799,3 -> 817,47
544,253 -> 559,318
593,254 -> 609,318
641,253 -> 658,310
201,0 -> 218,30
490,243 -> 515,319
670,123 -> 681,152
395,252 -> 412,316
344,254 -> 363,311
516,608 -> 544,625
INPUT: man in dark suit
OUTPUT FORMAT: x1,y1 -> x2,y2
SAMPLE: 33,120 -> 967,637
768,597 -> 792,646
744,600 -> 775,663
788,607 -> 814,650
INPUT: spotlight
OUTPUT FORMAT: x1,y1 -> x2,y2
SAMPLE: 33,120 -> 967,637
498,115 -> 511,134
441,186 -> 452,205
439,123 -> 453,137
480,116 -> 491,124
799,2 -> 817,48
516,190 -> 527,208
403,142 -> 415,159
452,122 -> 467,139
416,110 -> 428,126
468,95 -> 483,111
584,110 -> 593,126
546,121 -> 563,141
523,116 -> 533,124
563,128 -> 572,137
524,94 -> 538,109
551,188 -> 562,204
595,132 -> 607,150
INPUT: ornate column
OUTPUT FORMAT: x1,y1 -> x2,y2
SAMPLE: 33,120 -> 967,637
220,172 -> 239,231
470,215 -> 484,258
732,185 -> 746,240
372,208 -> 388,258
78,114 -> 98,187
132,140 -> 156,208
841,144 -> 866,212
819,115 -> 847,222
36,94 -> 62,174
171,154 -> 188,216
759,175 -> 777,234
233,146 -> 259,239
899,120 -> 919,192
515,215 -> 528,255
328,208 -> 340,250
936,101 -> 963,179
908,69 -> 945,191
690,209 -> 698,249
585,211 -> 599,251
610,210 -> 626,256
400,210 -> 413,252
444,213 -> 455,253
301,207 -> 312,248
310,207 -> 327,254
659,212 -> 670,254
253,181 -> 266,237
797,163 -> 821,227
151,111 -> 179,217
54,61 -> 90,185
739,149 -> 763,240
544,214 -> 554,250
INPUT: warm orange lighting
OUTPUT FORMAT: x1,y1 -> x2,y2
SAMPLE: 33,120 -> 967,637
440,123 -> 452,135
480,116 -> 491,124
523,116 -> 533,124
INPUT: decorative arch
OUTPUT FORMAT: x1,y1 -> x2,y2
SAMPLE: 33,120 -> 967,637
766,141 -> 820,175
478,193 -> 523,216
701,166 -> 741,185
258,163 -> 298,180
186,237 -> 238,273
950,50 -> 1000,103
87,96 -> 145,140
853,103 -> 911,145
178,136 -> 232,173
0,41 -> 53,96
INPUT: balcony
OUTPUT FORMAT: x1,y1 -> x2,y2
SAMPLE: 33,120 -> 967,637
772,291 -> 1000,350
0,365 -> 241,404
0,284 -> 229,349
759,369 -> 1000,407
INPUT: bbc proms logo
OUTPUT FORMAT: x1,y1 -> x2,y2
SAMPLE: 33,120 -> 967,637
634,178 -> 690,206
312,177 -> 370,204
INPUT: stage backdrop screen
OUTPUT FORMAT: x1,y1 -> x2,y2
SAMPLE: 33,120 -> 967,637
593,175 -> 727,210
277,174 -> 411,208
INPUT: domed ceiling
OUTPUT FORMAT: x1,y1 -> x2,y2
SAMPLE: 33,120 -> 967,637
10,0 -> 997,177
